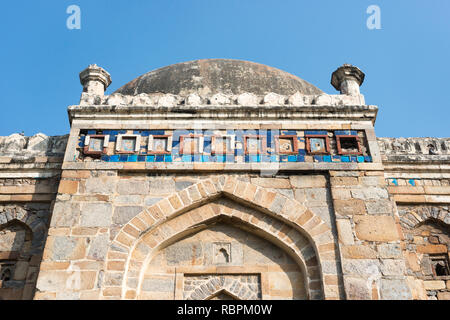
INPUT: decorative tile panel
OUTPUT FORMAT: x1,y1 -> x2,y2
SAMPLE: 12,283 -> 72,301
76,129 -> 373,163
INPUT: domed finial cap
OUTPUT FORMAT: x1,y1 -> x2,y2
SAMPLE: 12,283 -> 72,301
79,64 -> 112,96
331,64 -> 365,95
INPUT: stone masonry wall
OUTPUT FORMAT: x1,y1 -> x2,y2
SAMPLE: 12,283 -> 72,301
35,171 -> 338,300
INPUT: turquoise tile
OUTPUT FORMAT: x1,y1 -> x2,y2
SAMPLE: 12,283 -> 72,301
128,155 -> 137,162
146,155 -> 155,162
182,155 -> 192,162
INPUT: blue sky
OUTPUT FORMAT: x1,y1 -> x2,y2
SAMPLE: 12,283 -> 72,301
0,1 -> 449,137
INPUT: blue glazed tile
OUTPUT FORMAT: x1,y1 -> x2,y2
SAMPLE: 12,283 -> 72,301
164,155 -> 173,162
341,156 -> 350,162
102,130 -> 111,135
110,130 -> 118,136
118,130 -> 127,134
149,130 -> 165,135
146,155 -> 155,162
357,156 -> 365,163
109,155 -> 119,162
155,155 -> 164,162
334,130 -> 357,136
128,155 -> 137,162
78,137 -> 85,147
202,155 -> 210,162
288,155 -> 297,162
182,155 -> 192,162
364,156 -> 372,162
391,178 -> 398,186
87,130 -> 96,135
138,155 -> 146,162
314,155 -> 323,162
282,130 -> 297,135
270,155 -> 278,162
101,155 -> 110,162
323,155 -> 332,162
297,155 -> 305,162
350,156 -> 357,162
109,135 -> 117,142
140,131 -> 150,137
332,156 -> 341,162
298,149 -> 306,156
250,155 -> 260,162
226,155 -> 234,162
119,155 -> 128,162
279,155 -> 288,162
305,130 -> 327,135
216,155 -> 225,163
408,179 -> 416,186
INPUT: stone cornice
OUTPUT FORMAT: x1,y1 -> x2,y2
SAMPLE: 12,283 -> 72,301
68,104 -> 378,124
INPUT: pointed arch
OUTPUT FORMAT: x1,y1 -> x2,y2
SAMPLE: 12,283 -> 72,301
102,175 -> 340,300
399,206 -> 450,230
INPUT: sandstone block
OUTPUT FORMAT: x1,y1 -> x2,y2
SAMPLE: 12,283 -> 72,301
149,178 -> 176,195
365,200 -> 393,215
50,202 -> 80,227
406,277 -> 427,300
354,215 -> 399,241
58,180 -> 78,194
380,259 -> 406,276
88,234 -> 109,260
113,206 -> 142,225
380,279 -> 412,300
141,277 -> 175,292
250,178 -> 291,189
377,243 -> 401,259
334,199 -> 366,216
416,244 -> 447,254
85,177 -> 117,194
330,177 -> 358,186
117,179 -> 149,195
351,187 -> 388,200
336,219 -> 354,245
290,175 -> 327,188
343,276 -> 371,300
423,280 -> 446,290
437,292 -> 450,300
51,236 -> 86,260
342,245 -> 377,259
80,203 -> 112,227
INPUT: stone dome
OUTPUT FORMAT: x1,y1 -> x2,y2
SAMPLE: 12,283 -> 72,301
114,59 -> 323,96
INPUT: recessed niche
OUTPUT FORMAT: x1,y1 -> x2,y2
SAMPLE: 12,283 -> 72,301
116,134 -> 141,154
336,135 -> 362,155
83,135 -> 109,155
148,135 -> 172,154
305,134 -> 330,154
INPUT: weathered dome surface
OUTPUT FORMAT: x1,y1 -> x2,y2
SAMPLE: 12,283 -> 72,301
114,59 -> 323,96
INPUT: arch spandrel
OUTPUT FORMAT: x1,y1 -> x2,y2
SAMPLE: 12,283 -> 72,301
102,176 -> 340,300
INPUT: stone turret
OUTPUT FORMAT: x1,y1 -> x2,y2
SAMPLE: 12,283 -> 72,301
79,64 -> 111,96
331,64 -> 365,96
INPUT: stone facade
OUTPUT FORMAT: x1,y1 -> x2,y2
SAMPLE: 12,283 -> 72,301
0,60 -> 448,300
